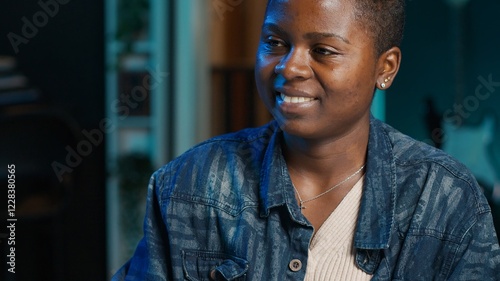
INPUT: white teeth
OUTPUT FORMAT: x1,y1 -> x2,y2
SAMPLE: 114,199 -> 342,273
280,93 -> 315,103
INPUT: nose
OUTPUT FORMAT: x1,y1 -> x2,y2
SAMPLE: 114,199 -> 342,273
274,47 -> 313,80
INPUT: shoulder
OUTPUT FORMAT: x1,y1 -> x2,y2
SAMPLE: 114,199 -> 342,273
374,119 -> 476,184
175,122 -> 275,168
150,122 -> 277,200
373,120 -> 491,232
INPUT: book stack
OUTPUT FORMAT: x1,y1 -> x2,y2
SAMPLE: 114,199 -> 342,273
0,56 -> 42,107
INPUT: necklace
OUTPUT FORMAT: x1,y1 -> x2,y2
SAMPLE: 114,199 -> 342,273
292,164 -> 366,209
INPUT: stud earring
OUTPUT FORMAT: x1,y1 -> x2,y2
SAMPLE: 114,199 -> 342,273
381,77 -> 391,89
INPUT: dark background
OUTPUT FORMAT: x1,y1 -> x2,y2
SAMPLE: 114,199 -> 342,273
0,1 -> 106,280
389,0 -> 500,146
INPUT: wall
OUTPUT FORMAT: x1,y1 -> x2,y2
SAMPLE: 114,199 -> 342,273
210,0 -> 267,67
387,0 -> 500,179
209,0 -> 270,136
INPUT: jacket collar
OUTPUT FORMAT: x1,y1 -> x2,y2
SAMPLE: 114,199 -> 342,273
258,117 -> 397,238
258,121 -> 307,224
354,117 -> 397,250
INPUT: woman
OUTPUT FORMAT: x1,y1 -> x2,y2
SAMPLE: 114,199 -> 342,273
113,0 -> 500,280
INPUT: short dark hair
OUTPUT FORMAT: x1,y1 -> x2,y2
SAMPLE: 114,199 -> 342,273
265,0 -> 406,56
352,0 -> 406,56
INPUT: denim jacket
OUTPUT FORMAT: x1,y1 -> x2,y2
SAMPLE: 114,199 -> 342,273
113,117 -> 500,280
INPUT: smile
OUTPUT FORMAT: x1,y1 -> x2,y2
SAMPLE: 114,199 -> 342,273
279,93 -> 317,103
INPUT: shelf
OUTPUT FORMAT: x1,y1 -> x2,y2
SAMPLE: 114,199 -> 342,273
116,116 -> 151,128
107,40 -> 152,55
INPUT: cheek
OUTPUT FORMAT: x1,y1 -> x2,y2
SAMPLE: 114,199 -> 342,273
255,54 -> 277,89
255,52 -> 275,75
321,76 -> 372,108
255,55 -> 275,108
344,64 -> 377,95
255,65 -> 268,94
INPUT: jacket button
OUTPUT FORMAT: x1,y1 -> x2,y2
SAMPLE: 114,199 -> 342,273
289,259 -> 302,272
210,269 -> 216,280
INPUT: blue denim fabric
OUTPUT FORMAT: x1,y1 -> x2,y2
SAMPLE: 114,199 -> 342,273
112,117 -> 500,280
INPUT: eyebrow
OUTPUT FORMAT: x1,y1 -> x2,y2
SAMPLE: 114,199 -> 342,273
304,31 -> 351,45
261,23 -> 350,45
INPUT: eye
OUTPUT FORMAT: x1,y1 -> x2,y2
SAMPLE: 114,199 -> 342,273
264,36 -> 287,48
312,46 -> 338,56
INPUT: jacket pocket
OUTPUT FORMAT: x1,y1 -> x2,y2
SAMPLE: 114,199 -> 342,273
182,250 -> 248,281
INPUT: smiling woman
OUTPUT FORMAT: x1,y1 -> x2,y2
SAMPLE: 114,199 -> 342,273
112,0 -> 500,280
255,0 -> 400,143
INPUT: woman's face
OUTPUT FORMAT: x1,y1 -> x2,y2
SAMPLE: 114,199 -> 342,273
255,0 -> 383,140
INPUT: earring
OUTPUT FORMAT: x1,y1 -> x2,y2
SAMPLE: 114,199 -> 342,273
381,77 -> 391,89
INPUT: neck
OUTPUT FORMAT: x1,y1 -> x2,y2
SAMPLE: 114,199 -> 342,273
282,122 -> 369,186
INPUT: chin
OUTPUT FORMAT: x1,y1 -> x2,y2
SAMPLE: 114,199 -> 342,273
277,119 -> 316,137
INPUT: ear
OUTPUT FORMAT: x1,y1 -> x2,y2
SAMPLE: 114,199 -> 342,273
375,46 -> 402,90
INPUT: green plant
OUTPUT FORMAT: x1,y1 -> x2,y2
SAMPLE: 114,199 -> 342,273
116,0 -> 150,51
116,153 -> 153,256
117,152 -> 153,193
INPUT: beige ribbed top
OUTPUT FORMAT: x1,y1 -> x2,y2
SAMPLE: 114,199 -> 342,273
304,176 -> 372,281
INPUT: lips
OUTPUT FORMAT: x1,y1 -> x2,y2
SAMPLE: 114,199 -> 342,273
279,93 -> 316,103
272,88 -> 319,120
275,86 -> 318,104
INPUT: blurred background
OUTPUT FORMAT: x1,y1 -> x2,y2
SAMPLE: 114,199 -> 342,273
0,0 -> 498,280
